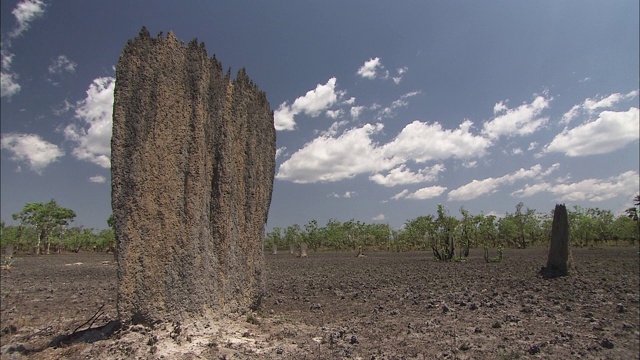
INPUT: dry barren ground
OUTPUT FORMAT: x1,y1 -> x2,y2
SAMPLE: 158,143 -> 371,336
1,246 -> 638,359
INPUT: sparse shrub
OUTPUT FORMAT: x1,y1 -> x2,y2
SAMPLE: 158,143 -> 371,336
484,244 -> 504,263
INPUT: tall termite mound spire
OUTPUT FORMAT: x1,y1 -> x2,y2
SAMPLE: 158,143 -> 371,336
111,28 -> 276,324
541,204 -> 575,278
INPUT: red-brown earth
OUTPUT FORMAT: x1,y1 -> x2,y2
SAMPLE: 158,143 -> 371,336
1,246 -> 638,359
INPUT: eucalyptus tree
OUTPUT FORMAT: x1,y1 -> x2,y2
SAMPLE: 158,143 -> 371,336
303,219 -> 320,251
403,215 -> 434,250
625,194 -> 640,243
12,199 -> 76,255
478,213 -> 498,248
458,207 -> 476,257
265,227 -> 283,253
432,204 -> 457,261
284,224 -> 302,254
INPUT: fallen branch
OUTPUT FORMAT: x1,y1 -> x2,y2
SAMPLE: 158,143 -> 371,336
71,303 -> 105,335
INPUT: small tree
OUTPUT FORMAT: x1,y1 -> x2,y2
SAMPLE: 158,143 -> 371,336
12,199 -> 76,255
432,204 -> 457,261
624,194 -> 640,244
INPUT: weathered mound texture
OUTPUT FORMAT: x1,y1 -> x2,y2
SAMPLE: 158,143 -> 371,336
111,28 -> 275,324
541,203 -> 575,278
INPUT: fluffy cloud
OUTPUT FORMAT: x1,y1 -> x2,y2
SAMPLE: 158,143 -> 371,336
350,106 -> 364,120
276,123 -> 395,183
560,90 -> 638,124
275,147 -> 286,160
1,0 -> 47,98
274,77 -> 338,131
482,96 -> 550,139
392,67 -> 408,84
371,213 -> 386,221
493,101 -> 508,114
357,57 -> 384,79
370,164 -> 445,187
1,70 -> 21,98
392,186 -> 448,200
583,91 -> 638,112
382,120 -> 491,163
391,189 -> 409,200
277,116 -> 492,184
545,107 -> 639,156
1,133 -> 64,174
512,171 -> 638,202
377,91 -> 420,119
48,55 -> 77,74
9,0 -> 46,39
447,163 -> 559,201
89,175 -> 106,183
64,77 -> 115,168
408,186 -> 448,200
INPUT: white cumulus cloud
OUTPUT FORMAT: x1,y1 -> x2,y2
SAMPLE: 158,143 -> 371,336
372,213 -> 386,221
357,57 -> 384,79
383,120 -> 491,163
64,76 -> 115,168
9,0 -> 46,39
370,164 -> 445,187
276,123 -> 394,183
48,55 -> 77,74
545,107 -> 639,156
89,175 -> 106,183
1,71 -> 21,98
560,90 -> 638,125
274,77 -> 338,131
447,163 -> 559,201
1,0 -> 47,98
392,186 -> 447,200
512,171 -> 639,202
482,95 -> 550,139
1,133 -> 64,174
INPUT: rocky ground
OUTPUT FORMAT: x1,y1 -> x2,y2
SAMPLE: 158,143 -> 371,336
1,246 -> 638,359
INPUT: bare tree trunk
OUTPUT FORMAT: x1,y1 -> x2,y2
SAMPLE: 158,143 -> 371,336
35,231 -> 41,255
271,244 -> 278,255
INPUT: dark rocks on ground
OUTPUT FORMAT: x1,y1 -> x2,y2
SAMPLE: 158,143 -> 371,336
111,28 -> 275,325
600,338 -> 614,349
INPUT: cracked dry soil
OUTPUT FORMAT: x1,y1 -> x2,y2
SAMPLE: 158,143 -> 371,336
1,247 -> 638,359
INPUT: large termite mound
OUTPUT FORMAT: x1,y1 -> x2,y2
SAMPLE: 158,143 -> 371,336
111,28 -> 275,325
540,204 -> 575,278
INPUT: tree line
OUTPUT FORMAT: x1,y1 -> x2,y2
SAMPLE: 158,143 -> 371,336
0,199 -> 115,255
1,196 -> 638,257
266,198 -> 640,259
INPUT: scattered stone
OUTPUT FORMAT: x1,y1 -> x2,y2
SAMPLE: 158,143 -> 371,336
459,342 -> 471,351
350,335 -> 359,344
441,303 -> 450,313
616,303 -> 626,313
600,338 -> 614,349
492,321 -> 502,329
527,344 -> 541,355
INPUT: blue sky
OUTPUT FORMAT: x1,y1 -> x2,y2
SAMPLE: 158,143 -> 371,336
1,0 -> 638,231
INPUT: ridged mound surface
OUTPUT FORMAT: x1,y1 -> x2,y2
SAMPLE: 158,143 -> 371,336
111,28 -> 275,324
